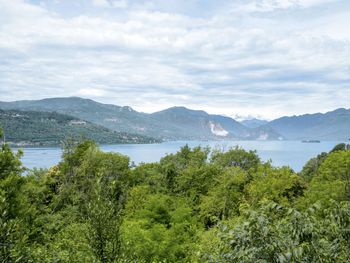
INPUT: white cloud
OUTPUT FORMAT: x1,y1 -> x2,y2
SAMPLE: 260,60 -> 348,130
91,0 -> 128,8
77,88 -> 107,97
299,0 -> 339,7
230,0 -> 340,13
112,0 -> 128,8
0,0 -> 349,119
91,0 -> 110,7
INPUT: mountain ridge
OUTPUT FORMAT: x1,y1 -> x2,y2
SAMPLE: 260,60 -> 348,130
2,97 -> 349,141
0,97 -> 282,141
240,118 -> 269,129
267,108 -> 350,140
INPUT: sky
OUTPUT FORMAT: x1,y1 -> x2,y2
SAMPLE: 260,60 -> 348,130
0,0 -> 349,120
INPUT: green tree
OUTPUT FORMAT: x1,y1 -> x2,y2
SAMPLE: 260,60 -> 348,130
211,146 -> 261,173
61,142 -> 130,262
0,128 -> 29,262
300,152 -> 328,181
199,167 -> 247,226
210,202 -> 350,263
159,145 -> 209,191
299,149 -> 350,208
122,190 -> 200,262
245,166 -> 305,207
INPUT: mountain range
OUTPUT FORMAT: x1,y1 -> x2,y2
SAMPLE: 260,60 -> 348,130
0,97 -> 349,142
268,108 -> 350,140
0,97 -> 282,141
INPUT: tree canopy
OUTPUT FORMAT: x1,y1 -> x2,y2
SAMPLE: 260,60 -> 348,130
1,135 -> 350,262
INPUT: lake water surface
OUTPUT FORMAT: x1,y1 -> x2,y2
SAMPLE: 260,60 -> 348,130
14,140 -> 345,172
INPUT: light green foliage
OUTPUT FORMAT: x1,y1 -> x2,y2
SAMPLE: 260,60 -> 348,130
0,144 -> 23,180
175,163 -> 220,204
199,167 -> 247,225
245,165 -> 305,207
58,141 -> 130,262
131,163 -> 166,192
1,136 -> 350,262
86,184 -> 123,263
211,201 -> 350,263
300,143 -> 350,182
299,150 -> 350,208
300,152 -> 328,181
30,223 -> 94,263
0,128 -> 28,262
211,146 -> 260,172
122,190 -> 200,262
160,145 -> 210,192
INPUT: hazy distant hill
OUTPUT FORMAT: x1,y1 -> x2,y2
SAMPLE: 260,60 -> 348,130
4,97 -> 349,141
268,108 -> 350,140
150,107 -> 247,140
0,109 -> 158,146
240,118 -> 268,128
151,107 -> 281,140
0,97 -> 281,140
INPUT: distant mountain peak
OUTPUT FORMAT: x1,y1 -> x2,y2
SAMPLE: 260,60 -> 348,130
121,106 -> 135,112
240,118 -> 268,129
231,114 -> 267,122
155,106 -> 208,117
269,107 -> 350,140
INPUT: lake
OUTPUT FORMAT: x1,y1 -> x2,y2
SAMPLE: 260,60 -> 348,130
13,140 -> 346,172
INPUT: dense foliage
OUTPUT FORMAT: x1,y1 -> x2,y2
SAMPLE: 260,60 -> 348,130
1,129 -> 350,262
0,110 -> 158,146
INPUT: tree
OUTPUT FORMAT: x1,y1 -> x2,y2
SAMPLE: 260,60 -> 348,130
300,152 -> 328,181
0,128 -> 28,261
59,142 -> 131,262
210,202 -> 350,263
122,191 -> 200,262
330,143 -> 350,153
159,145 -> 210,191
211,147 -> 261,173
299,149 -> 350,208
245,166 -> 305,207
199,167 -> 248,226
1,136 -> 350,262
0,144 -> 23,181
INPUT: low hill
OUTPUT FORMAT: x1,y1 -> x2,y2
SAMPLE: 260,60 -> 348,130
0,109 -> 158,146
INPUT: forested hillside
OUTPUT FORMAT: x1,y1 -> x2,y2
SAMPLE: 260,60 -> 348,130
1,128 -> 350,262
0,109 -> 158,146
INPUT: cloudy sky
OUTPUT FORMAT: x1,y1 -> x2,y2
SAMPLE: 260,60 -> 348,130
0,0 -> 349,119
